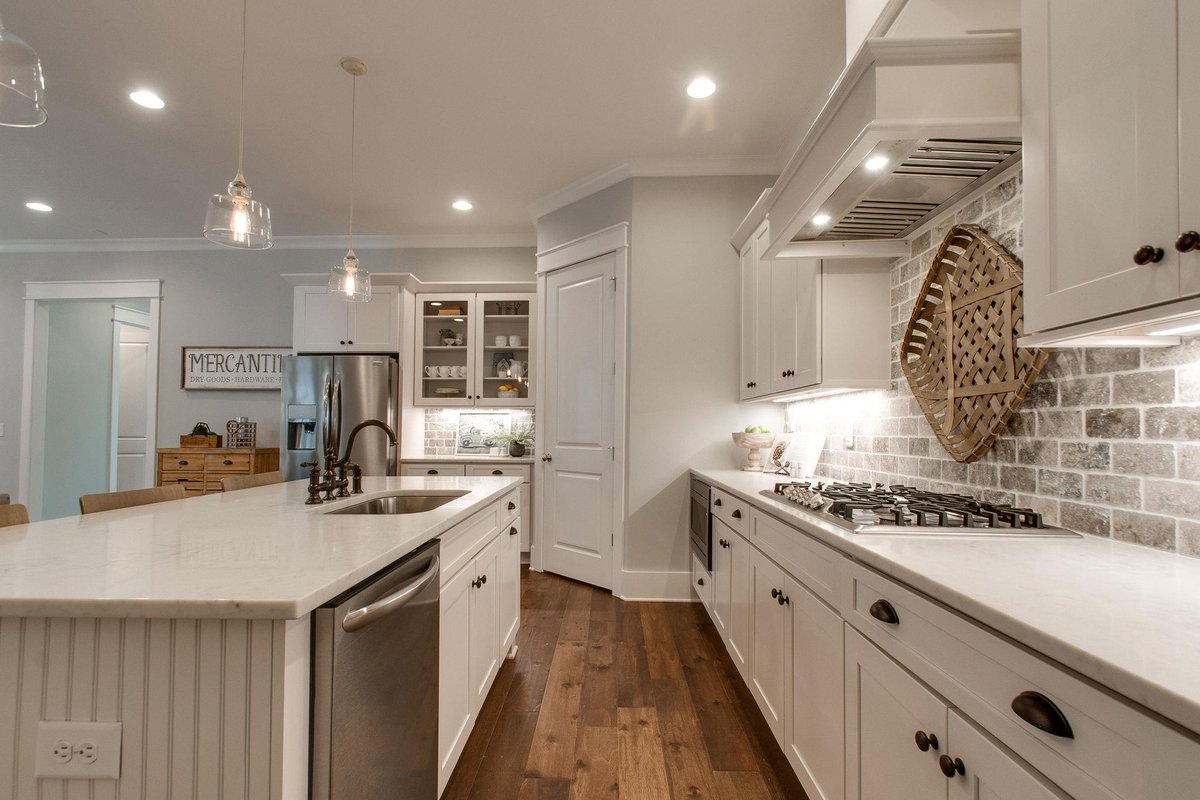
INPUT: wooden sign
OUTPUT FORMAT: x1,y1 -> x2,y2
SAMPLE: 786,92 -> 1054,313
181,347 -> 290,390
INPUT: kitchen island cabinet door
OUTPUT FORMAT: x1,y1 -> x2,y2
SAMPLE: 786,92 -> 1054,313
1023,0 -> 1181,333
439,563 -> 474,793
787,580 -> 845,800
725,526 -> 752,682
749,549 -> 793,743
468,536 -> 501,715
499,518 -> 521,655
845,626 -> 947,800
946,710 -> 1070,800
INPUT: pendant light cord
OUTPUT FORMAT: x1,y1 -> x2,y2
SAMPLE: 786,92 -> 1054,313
348,74 -> 357,249
236,0 -> 247,180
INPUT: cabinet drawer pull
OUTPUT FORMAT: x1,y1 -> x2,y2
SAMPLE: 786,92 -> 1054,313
223,459 -> 233,465
492,469 -> 503,475
697,577 -> 704,586
938,755 -> 965,778
914,730 -> 938,752
427,469 -> 439,475
508,501 -> 517,510
178,460 -> 189,466
731,509 -> 741,519
713,498 -> 722,507
1176,230 -> 1200,253
509,526 -> 518,536
869,599 -> 899,625
1011,691 -> 1074,739
1133,244 -> 1165,265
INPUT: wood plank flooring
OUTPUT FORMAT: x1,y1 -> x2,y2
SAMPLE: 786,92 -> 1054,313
442,568 -> 808,800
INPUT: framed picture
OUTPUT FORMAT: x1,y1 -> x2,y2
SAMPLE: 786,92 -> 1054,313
181,346 -> 291,390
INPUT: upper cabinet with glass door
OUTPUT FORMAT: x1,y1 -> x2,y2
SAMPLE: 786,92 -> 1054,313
414,292 -> 535,408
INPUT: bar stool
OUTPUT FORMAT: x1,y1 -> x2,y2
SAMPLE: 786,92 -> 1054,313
220,471 -> 284,492
79,485 -> 187,515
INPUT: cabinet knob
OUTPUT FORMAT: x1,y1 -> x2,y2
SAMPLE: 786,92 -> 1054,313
938,755 -> 965,778
340,340 -> 346,345
1011,691 -> 1074,739
541,454 -> 553,462
719,538 -> 729,548
914,730 -> 939,752
1176,230 -> 1200,253
347,340 -> 354,345
777,593 -> 790,606
1133,244 -> 1165,265
771,588 -> 781,599
869,599 -> 900,625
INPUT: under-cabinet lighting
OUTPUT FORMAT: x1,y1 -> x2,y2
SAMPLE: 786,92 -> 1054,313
812,213 -> 831,226
24,201 -> 52,212
129,89 -> 165,109
864,155 -> 889,172
686,76 -> 716,99
1146,318 -> 1200,337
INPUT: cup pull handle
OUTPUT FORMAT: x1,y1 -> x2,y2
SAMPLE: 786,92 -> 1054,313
869,599 -> 899,625
1011,691 -> 1074,739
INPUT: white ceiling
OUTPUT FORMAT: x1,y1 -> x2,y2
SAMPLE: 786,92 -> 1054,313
0,0 -> 845,243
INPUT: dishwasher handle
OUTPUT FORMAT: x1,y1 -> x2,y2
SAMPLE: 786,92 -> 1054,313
342,554 -> 440,633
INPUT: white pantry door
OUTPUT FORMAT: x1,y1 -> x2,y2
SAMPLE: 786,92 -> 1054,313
540,253 -> 615,589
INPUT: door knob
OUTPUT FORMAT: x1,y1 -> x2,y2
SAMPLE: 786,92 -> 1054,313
1133,244 -> 1165,265
1176,230 -> 1200,253
541,454 -> 552,462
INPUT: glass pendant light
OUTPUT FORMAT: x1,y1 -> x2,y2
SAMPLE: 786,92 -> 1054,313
328,57 -> 371,302
0,14 -> 46,127
203,0 -> 272,249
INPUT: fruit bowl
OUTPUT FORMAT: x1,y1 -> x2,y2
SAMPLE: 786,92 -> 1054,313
731,431 -> 776,471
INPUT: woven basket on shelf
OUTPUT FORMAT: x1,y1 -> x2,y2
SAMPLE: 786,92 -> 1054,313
900,224 -> 1048,463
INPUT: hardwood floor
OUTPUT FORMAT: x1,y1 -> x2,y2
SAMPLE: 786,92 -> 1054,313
442,567 -> 808,800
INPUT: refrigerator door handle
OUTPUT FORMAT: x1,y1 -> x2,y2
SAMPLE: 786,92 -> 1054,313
321,376 -> 333,458
331,376 -> 343,461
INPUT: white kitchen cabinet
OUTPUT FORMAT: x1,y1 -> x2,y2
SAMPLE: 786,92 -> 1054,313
845,626 -> 948,800
1022,0 -> 1200,337
415,293 -> 535,407
499,515 -> 521,655
738,220 -> 889,401
946,711 -> 1070,800
787,578 -> 845,800
711,518 -> 751,681
438,558 -> 473,792
749,548 -> 793,743
691,551 -> 713,610
293,284 -> 400,353
468,536 -> 501,713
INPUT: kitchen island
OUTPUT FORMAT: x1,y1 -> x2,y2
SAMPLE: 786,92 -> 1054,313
0,475 -> 522,799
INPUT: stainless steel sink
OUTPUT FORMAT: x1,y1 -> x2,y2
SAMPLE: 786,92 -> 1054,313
330,491 -> 468,515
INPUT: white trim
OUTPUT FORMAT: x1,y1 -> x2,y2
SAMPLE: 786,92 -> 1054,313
535,223 -> 630,273
528,156 -> 779,220
278,272 -> 536,294
0,232 -> 535,254
616,570 -> 694,602
776,239 -> 910,259
19,280 -> 162,520
533,224 -> 630,597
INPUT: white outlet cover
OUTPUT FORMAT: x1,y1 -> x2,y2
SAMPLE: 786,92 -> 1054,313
35,721 -> 121,780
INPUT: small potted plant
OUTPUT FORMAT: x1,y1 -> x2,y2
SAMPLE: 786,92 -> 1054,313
439,328 -> 457,346
488,427 -> 534,457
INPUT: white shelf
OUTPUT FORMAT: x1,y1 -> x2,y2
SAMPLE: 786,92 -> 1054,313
424,345 -> 468,350
484,346 -> 529,351
483,315 -> 529,320
424,315 -> 469,320
422,377 -> 468,382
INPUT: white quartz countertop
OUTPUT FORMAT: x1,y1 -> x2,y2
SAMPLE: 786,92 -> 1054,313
692,467 -> 1200,735
0,476 -> 521,621
402,455 -> 535,464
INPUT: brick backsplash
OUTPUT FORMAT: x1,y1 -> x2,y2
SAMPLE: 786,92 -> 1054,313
423,408 -> 535,456
785,168 -> 1200,558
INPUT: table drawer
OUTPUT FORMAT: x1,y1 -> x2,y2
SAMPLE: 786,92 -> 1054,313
465,464 -> 531,482
401,463 -> 466,477
205,453 -> 250,472
710,488 -> 747,533
847,562 -> 1200,800
161,455 -> 203,471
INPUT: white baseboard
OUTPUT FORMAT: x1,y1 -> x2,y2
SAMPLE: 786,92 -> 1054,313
616,569 -> 695,602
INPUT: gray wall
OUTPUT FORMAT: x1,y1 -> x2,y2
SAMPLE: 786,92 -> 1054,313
536,180 -> 633,253
0,245 -> 534,497
624,176 -> 780,574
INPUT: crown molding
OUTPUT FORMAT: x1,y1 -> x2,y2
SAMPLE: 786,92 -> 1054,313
0,232 -> 535,254
528,155 -> 780,220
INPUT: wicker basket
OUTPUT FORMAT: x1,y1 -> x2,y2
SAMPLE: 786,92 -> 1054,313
900,225 -> 1048,463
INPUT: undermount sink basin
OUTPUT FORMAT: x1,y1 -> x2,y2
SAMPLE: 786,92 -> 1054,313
330,491 -> 468,515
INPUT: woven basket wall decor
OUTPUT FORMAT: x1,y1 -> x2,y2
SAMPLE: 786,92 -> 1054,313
900,224 -> 1048,463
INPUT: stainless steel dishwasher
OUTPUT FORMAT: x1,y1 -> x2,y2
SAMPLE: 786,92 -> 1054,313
311,539 -> 440,800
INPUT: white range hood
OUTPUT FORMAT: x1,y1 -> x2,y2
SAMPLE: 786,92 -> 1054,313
747,33 -> 1022,259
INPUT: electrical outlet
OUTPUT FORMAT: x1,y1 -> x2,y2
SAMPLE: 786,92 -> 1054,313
35,722 -> 121,779
0,422 -> 6,437
843,435 -> 855,450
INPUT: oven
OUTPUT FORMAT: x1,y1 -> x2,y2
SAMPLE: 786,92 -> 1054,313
689,476 -> 712,571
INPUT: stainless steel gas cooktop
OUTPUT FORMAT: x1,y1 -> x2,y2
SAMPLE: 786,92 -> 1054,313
764,481 -> 1081,538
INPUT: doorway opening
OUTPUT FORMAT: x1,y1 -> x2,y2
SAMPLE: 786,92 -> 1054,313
19,281 -> 162,520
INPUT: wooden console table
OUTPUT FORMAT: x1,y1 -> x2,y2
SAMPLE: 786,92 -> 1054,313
156,448 -> 280,496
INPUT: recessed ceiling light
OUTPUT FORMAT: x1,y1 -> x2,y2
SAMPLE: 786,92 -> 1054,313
864,155 -> 889,172
25,201 -> 52,213
452,199 -> 473,211
686,76 -> 716,99
812,213 -> 831,226
129,89 -> 165,110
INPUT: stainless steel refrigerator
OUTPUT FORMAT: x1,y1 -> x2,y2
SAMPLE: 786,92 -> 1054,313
281,355 -> 399,481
